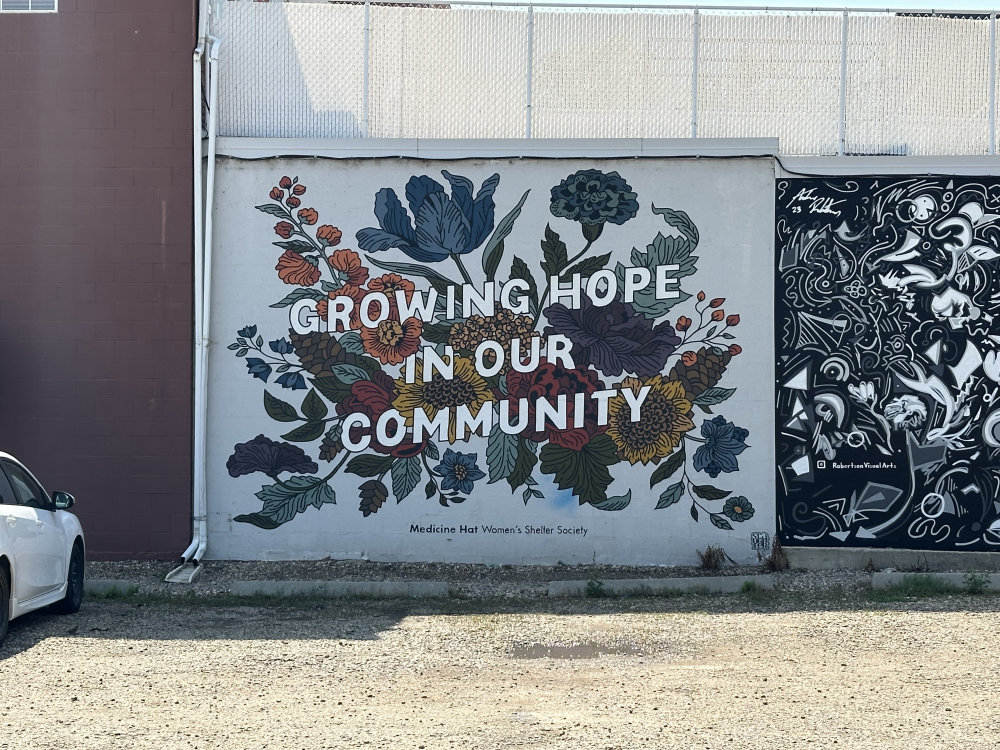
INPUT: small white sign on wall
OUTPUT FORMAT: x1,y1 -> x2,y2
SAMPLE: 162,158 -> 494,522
206,155 -> 775,564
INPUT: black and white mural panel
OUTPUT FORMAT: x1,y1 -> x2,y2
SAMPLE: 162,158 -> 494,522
776,177 -> 1000,550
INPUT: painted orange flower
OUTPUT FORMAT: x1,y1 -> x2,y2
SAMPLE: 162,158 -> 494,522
329,249 -> 369,288
275,250 -> 321,286
298,207 -> 319,225
317,225 -> 342,246
360,315 -> 422,365
368,273 -> 415,306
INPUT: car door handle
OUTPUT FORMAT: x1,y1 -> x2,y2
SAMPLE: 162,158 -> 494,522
5,517 -> 15,527
35,520 -> 43,527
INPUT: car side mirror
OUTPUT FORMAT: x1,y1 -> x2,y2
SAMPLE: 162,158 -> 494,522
52,491 -> 75,510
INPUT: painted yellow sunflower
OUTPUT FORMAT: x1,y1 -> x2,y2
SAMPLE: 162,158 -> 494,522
606,375 -> 695,465
393,356 -> 493,443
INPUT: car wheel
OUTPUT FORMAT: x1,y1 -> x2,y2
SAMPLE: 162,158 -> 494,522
51,543 -> 84,615
0,565 -> 9,646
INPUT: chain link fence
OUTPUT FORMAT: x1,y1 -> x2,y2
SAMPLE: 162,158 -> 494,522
211,0 -> 999,155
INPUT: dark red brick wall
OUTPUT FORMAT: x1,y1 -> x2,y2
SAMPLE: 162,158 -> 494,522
0,0 -> 196,559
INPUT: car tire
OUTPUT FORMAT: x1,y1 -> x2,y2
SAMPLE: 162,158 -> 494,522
51,543 -> 84,615
0,565 -> 9,646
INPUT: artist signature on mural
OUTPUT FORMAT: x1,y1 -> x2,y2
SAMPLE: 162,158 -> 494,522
787,186 -> 845,217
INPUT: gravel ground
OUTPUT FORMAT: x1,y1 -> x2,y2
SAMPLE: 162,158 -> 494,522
3,564 -> 1000,750
85,558 -> 873,599
2,561 -> 997,750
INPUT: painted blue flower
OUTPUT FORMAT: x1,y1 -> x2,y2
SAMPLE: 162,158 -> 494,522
722,496 -> 755,522
269,338 -> 295,355
276,371 -> 307,390
693,415 -> 749,478
433,449 -> 486,495
245,358 -> 272,382
238,325 -> 258,339
356,171 -> 501,263
226,434 -> 318,479
550,169 -> 639,226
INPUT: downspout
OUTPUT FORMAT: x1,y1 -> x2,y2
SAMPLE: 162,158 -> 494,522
182,37 -> 205,565
170,1 -> 214,582
192,33 -> 222,565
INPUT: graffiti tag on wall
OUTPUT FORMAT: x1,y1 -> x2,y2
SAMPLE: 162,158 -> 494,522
226,169 -> 756,532
776,177 -> 1000,549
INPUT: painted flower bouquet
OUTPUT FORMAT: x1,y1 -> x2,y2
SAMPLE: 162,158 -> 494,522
226,169 -> 754,531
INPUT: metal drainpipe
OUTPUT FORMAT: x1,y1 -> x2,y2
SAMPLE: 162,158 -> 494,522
192,33 -> 222,565
183,36 -> 206,564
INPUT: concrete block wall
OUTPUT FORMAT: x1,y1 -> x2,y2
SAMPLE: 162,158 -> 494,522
0,0 -> 195,558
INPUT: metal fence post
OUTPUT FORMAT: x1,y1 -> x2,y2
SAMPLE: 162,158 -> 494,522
691,8 -> 699,139
363,0 -> 371,138
839,10 -> 848,156
990,13 -> 996,154
526,5 -> 534,139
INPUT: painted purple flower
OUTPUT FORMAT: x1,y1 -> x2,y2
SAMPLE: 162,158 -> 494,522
226,434 -> 318,479
693,415 -> 749,478
433,449 -> 486,495
542,294 -> 680,378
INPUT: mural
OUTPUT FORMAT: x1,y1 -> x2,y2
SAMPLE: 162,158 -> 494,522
776,177 -> 1000,550
224,168 -> 759,536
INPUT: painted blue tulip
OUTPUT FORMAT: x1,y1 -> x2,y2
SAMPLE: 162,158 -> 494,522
357,171 -> 501,263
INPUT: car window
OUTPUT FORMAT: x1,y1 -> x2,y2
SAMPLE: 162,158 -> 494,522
0,468 -> 16,506
0,461 -> 52,510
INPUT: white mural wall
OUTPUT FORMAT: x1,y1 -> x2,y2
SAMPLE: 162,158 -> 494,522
206,156 -> 775,564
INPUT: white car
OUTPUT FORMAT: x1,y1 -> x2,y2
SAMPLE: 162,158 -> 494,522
0,451 -> 85,644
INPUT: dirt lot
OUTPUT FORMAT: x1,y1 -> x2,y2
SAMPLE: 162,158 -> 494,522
2,583 -> 999,750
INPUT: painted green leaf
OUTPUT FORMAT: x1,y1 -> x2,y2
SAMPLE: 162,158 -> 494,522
421,321 -> 454,345
561,252 -> 612,283
366,255 -> 455,293
337,331 -> 366,356
649,448 -> 685,488
506,437 -> 538,491
510,256 -> 539,316
591,489 -> 631,511
312,375 -> 351,404
424,480 -> 436,499
269,288 -> 324,308
300,389 -> 328,421
482,188 -> 530,281
273,240 -> 314,253
424,441 -> 441,461
540,224 -> 569,278
656,482 -> 684,509
264,391 -> 300,423
710,514 -> 734,531
690,504 -> 699,521
281,421 -> 325,442
331,363 -> 371,385
233,512 -> 282,529
391,456 -> 422,502
538,433 -> 618,506
346,454 -> 395,477
249,475 -> 336,526
652,205 -> 700,246
486,428 -> 519,484
256,203 -> 291,219
692,484 -> 732,501
694,387 -> 737,406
